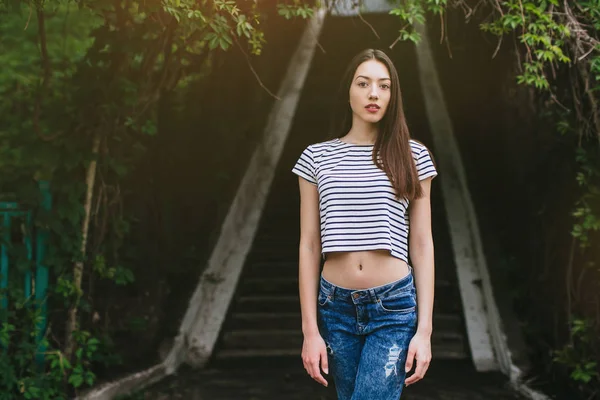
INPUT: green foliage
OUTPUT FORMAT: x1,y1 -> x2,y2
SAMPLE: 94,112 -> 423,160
472,0 -> 600,396
516,61 -> 549,89
554,318 -> 600,386
93,255 -> 134,286
278,0 -> 314,20
479,1 -> 571,90
0,3 -> 101,181
572,147 -> 600,248
386,0 -> 447,44
0,0 -> 596,397
0,290 -> 100,399
388,0 -> 427,44
0,0 -> 312,396
385,0 -> 600,396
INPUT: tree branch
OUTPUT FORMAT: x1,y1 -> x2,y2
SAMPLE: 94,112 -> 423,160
64,132 -> 102,363
234,36 -> 280,101
357,8 -> 380,40
33,7 -> 64,141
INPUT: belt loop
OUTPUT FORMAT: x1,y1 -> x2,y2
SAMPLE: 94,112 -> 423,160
368,288 -> 377,302
329,284 -> 336,299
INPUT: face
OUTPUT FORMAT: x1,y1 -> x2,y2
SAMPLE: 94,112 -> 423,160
348,59 -> 391,124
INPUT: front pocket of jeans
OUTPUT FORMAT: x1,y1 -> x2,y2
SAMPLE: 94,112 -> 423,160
317,290 -> 331,307
377,293 -> 415,313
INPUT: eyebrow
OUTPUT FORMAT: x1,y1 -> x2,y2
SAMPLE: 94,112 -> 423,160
355,75 -> 391,81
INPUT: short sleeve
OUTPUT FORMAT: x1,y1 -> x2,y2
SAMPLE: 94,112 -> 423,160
415,146 -> 438,180
292,145 -> 317,185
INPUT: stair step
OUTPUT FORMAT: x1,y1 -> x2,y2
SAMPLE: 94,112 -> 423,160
244,262 -> 299,278
255,225 -> 301,237
217,348 -> 300,358
218,330 -> 468,360
250,235 -> 298,245
247,246 -> 298,258
242,265 -> 454,286
226,312 -> 301,330
234,287 -> 462,313
238,277 -> 298,295
246,261 -> 299,268
256,214 -> 298,225
251,233 -> 298,241
250,238 -> 298,247
225,312 -> 464,332
245,252 -> 298,263
223,329 -> 465,346
222,330 -> 302,349
235,296 -> 300,313
258,211 -> 299,220
215,346 -> 468,361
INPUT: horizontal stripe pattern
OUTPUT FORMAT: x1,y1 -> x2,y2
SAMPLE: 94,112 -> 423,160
291,138 -> 437,262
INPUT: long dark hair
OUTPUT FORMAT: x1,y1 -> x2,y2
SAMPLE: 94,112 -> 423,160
330,49 -> 423,201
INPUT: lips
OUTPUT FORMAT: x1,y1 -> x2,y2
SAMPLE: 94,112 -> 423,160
365,103 -> 380,112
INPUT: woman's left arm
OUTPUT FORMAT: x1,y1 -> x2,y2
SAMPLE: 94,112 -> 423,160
404,176 -> 435,386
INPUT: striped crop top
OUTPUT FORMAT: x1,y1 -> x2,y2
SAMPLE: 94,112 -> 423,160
291,138 -> 437,263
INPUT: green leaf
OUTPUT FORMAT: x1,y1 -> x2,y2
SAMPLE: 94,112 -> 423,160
68,373 -> 84,388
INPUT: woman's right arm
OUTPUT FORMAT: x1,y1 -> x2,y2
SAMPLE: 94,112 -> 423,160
297,176 -> 329,387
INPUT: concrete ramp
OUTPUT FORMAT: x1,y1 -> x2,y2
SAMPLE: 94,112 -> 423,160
328,0 -> 394,16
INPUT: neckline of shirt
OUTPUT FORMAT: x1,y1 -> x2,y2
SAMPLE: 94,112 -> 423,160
335,138 -> 374,147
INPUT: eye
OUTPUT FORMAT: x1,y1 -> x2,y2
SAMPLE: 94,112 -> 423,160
380,83 -> 390,90
357,81 -> 369,88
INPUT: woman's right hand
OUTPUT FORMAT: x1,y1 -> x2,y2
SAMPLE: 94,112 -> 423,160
301,333 -> 329,387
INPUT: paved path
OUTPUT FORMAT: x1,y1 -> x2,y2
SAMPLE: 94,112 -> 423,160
137,359 -> 525,400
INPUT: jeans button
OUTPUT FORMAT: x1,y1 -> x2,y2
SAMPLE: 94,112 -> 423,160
352,293 -> 360,299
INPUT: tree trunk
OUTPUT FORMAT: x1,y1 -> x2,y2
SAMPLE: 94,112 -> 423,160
64,133 -> 102,362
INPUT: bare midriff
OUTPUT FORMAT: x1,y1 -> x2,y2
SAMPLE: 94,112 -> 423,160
322,249 -> 410,290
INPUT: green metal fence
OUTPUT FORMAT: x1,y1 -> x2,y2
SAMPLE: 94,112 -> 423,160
0,180 -> 51,365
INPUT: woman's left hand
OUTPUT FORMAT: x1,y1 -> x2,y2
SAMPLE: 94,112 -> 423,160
404,331 -> 432,386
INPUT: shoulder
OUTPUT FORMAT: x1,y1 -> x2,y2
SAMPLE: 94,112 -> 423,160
308,138 -> 338,150
408,139 -> 429,155
409,139 -> 438,179
304,138 -> 340,158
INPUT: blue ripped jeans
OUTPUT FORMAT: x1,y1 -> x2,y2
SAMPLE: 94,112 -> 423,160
317,268 -> 418,400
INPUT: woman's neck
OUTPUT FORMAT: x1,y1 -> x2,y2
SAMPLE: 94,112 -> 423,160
345,119 -> 378,145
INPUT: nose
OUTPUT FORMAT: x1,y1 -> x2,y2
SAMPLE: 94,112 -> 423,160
369,86 -> 379,100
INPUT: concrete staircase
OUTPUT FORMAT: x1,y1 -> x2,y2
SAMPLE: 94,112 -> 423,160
216,255 -> 468,361
213,15 -> 469,365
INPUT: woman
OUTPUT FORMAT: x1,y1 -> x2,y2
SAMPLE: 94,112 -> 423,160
291,48 -> 437,399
